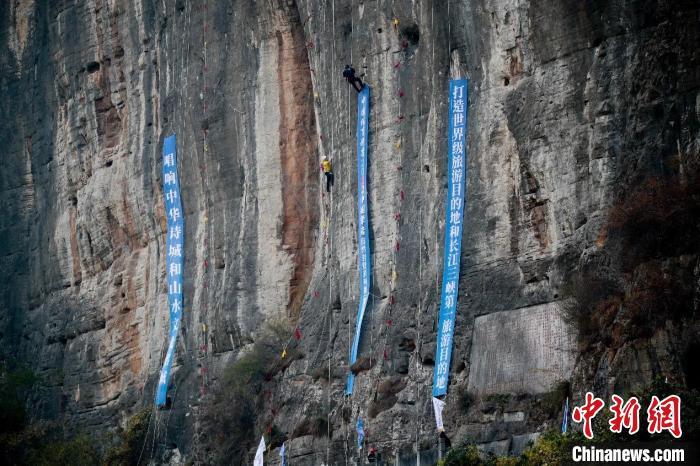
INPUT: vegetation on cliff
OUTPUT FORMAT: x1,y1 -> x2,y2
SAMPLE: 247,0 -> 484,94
564,160 -> 700,355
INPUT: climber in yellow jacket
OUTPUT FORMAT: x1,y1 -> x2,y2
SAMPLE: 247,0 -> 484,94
320,155 -> 334,192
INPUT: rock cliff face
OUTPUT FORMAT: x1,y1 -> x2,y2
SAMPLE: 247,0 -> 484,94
1,0 -> 699,464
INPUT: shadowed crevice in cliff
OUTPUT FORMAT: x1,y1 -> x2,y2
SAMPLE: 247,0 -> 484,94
92,0 -> 126,150
274,0 -> 319,319
94,64 -> 122,149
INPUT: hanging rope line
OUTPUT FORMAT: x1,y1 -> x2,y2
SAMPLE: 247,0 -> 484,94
345,3 -> 355,462
416,21 -> 426,454
198,0 -> 211,405
327,0 -> 338,464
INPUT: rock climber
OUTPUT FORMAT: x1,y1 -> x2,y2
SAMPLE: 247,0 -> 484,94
158,396 -> 172,410
321,155 -> 334,192
439,430 -> 452,451
367,446 -> 377,463
343,64 -> 364,92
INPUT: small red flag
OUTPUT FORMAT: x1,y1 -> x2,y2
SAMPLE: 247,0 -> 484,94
294,327 -> 302,340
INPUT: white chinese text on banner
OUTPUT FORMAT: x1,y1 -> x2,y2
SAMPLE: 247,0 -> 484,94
432,79 -> 469,397
156,134 -> 184,407
346,85 -> 372,395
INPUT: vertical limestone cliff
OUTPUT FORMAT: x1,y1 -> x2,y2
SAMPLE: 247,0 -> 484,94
1,0 -> 699,464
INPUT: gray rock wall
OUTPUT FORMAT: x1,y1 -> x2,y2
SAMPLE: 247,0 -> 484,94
1,0 -> 699,464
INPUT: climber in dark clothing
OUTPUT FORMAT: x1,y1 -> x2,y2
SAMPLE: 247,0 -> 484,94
439,430 -> 452,451
367,446 -> 377,463
343,65 -> 364,92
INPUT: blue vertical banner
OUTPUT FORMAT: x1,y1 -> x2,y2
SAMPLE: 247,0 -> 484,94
156,134 -> 184,407
432,79 -> 468,397
346,85 -> 371,395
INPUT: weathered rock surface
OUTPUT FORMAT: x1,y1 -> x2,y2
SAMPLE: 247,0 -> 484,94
1,0 -> 699,464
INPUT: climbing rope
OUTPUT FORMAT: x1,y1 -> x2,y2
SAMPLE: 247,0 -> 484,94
259,4 -> 344,460
136,404 -> 157,465
327,1 -> 336,463
447,0 -> 451,64
416,76 -> 427,456
348,2 -> 355,461
197,0 -> 212,451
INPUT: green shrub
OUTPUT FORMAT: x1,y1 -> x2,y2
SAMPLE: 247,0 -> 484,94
0,363 -> 102,464
608,177 -> 700,266
560,168 -> 700,353
540,381 -> 570,418
0,366 -> 38,435
484,394 -> 510,408
485,456 -> 519,466
519,431 -> 580,465
629,376 -> 700,441
1,421 -> 102,466
456,386 -> 473,412
560,270 -> 621,348
437,444 -> 481,466
199,318 -> 292,464
103,409 -> 152,466
27,434 -> 99,466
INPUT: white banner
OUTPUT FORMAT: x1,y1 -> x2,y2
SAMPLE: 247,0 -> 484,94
433,396 -> 446,432
280,442 -> 287,466
254,436 -> 265,466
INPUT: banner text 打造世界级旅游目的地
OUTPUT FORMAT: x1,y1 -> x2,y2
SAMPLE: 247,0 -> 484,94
433,79 -> 469,397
